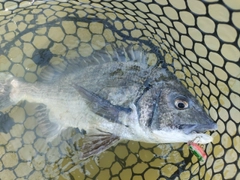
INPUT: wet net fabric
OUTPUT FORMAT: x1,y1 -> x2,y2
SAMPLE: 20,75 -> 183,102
0,0 -> 239,179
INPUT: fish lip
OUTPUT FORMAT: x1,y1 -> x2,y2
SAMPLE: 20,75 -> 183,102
179,123 -> 218,135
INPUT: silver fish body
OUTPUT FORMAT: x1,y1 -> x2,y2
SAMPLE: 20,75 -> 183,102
0,46 -> 217,159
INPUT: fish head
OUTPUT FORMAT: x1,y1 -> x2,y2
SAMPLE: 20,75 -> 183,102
137,69 -> 217,144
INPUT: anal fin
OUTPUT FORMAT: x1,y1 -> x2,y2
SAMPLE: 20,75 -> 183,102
80,130 -> 120,160
34,104 -> 65,141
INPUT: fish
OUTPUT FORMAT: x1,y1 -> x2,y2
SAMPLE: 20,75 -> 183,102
0,45 -> 217,159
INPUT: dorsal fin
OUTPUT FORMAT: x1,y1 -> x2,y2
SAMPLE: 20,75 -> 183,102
38,44 -> 150,82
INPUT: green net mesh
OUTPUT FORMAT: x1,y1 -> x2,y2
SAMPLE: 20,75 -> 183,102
0,0 -> 239,179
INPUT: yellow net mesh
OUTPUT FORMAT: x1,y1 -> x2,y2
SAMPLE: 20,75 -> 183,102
0,0 -> 239,179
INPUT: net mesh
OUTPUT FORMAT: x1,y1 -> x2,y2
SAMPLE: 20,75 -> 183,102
0,0 -> 239,180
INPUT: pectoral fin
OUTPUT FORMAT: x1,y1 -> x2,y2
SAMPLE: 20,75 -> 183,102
74,85 -> 131,124
80,130 -> 120,160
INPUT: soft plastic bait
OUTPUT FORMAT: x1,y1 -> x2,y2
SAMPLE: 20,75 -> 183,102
188,141 -> 207,162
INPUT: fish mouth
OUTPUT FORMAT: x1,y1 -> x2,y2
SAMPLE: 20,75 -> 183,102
178,123 -> 218,135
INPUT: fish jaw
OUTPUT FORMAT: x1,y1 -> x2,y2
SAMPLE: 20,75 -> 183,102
117,104 -> 216,145
151,129 -> 214,144
178,123 -> 218,135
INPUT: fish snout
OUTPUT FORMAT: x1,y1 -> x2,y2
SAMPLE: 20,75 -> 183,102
179,122 -> 217,135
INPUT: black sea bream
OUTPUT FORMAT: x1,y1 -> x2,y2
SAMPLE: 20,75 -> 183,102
0,45 -> 217,159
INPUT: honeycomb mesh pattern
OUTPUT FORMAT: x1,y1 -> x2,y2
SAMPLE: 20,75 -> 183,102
0,0 -> 239,180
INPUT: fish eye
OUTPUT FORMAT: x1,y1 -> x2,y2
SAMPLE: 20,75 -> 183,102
174,99 -> 189,110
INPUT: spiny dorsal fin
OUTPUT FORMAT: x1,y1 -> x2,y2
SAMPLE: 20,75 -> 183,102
38,44 -> 150,82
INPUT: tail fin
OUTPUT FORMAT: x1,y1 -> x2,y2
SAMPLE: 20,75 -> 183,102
0,73 -> 14,111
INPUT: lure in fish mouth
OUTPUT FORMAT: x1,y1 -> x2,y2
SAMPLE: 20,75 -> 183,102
0,45 -> 217,159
